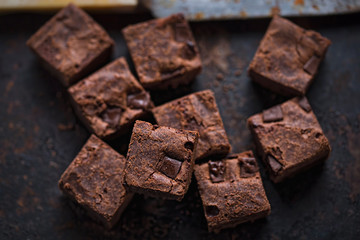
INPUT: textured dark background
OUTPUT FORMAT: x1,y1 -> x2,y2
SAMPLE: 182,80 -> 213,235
0,10 -> 359,240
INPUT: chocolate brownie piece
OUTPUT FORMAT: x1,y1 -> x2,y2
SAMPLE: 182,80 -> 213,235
68,57 -> 154,139
124,120 -> 199,201
194,151 -> 271,233
122,13 -> 202,89
58,135 -> 133,228
247,97 -> 331,183
152,89 -> 230,161
248,15 -> 331,96
27,3 -> 114,86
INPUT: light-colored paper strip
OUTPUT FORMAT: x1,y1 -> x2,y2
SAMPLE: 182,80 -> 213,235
0,0 -> 137,11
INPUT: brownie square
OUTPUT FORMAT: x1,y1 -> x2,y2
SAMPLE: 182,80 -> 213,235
248,16 -> 331,96
68,57 -> 154,139
58,135 -> 133,228
194,151 -> 271,233
27,3 -> 114,86
124,120 -> 199,201
247,97 -> 331,182
122,13 -> 202,89
152,89 -> 230,161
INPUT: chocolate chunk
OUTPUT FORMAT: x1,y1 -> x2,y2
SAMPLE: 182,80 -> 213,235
182,41 -> 197,60
298,97 -> 312,112
186,40 -> 195,49
239,157 -> 259,178
263,105 -> 283,122
158,156 -> 182,179
227,154 -> 239,159
127,91 -> 152,109
205,205 -> 220,217
208,160 -> 225,183
160,67 -> 184,81
267,155 -> 282,174
303,55 -> 321,75
184,141 -> 194,151
101,108 -> 122,127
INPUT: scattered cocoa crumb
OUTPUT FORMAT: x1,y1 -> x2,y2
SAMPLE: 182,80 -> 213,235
222,84 -> 235,93
57,123 -> 75,131
13,63 -> 20,70
223,85 -> 230,93
213,81 -> 220,88
216,73 -> 224,81
5,80 -> 15,95
234,70 -> 242,76
56,91 -> 63,99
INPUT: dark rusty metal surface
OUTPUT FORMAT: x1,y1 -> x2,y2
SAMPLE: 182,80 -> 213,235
1,11 -> 360,240
144,0 -> 360,20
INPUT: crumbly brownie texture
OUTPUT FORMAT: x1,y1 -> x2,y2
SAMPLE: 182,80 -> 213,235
124,121 -> 199,201
122,13 -> 202,89
194,151 -> 271,232
247,97 -> 331,182
68,57 -> 154,139
27,3 -> 114,86
58,135 -> 133,229
152,89 -> 230,161
248,15 -> 331,96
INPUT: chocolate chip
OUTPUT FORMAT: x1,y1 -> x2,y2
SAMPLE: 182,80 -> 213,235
127,91 -> 151,110
101,108 -> 122,127
182,40 -> 197,60
184,141 -> 194,151
205,205 -> 220,217
267,155 -> 282,174
158,156 -> 182,179
208,160 -> 225,183
227,154 -> 239,159
301,129 -> 311,135
186,40 -> 194,49
298,97 -> 312,112
271,146 -> 283,157
263,105 -> 283,123
315,132 -> 322,138
303,55 -> 321,75
239,157 -> 259,178
160,67 -> 184,80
